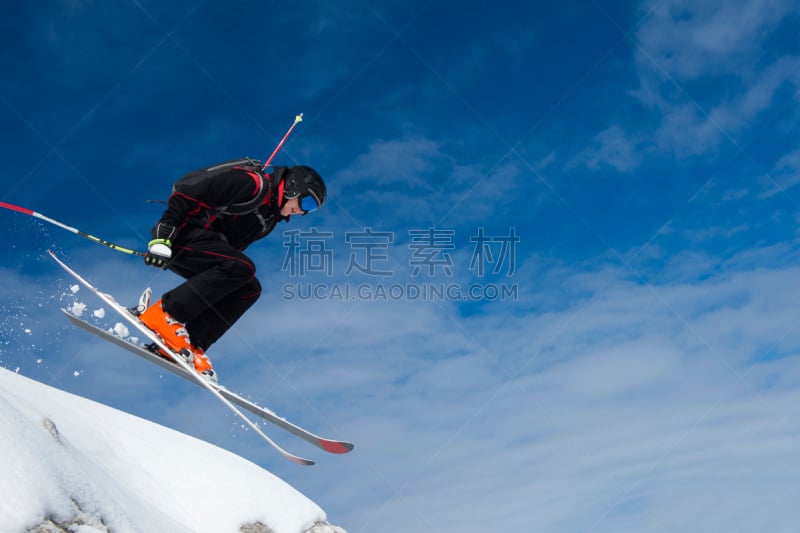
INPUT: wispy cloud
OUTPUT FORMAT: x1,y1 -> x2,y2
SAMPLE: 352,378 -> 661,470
572,125 -> 642,171
313,242 -> 800,532
335,136 -> 446,189
635,0 -> 794,80
630,0 -> 800,155
759,148 -> 800,199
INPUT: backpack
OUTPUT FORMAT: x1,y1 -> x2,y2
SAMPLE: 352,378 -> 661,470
203,157 -> 263,175
173,158 -> 277,215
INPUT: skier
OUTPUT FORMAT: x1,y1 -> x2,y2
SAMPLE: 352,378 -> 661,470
137,159 -> 326,382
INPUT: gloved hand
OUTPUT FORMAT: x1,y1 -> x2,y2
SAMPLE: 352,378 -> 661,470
144,239 -> 172,269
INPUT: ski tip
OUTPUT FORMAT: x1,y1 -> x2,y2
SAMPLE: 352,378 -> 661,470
48,249 -> 71,271
320,440 -> 355,454
291,456 -> 315,466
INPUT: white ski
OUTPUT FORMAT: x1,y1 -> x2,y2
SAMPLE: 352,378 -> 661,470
60,309 -> 353,455
49,250 -> 320,465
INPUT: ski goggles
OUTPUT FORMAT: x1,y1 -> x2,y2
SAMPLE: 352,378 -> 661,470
299,193 -> 320,214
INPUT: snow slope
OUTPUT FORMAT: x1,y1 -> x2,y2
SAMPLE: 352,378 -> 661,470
0,368 -> 346,533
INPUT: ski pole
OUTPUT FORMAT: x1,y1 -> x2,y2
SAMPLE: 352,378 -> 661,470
262,113 -> 303,171
0,201 -> 146,256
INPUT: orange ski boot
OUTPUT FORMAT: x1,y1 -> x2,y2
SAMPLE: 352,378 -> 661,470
187,345 -> 218,384
138,299 -> 218,383
138,299 -> 193,361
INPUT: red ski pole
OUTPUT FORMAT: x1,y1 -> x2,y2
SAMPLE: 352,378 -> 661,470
0,201 -> 146,256
262,113 -> 304,171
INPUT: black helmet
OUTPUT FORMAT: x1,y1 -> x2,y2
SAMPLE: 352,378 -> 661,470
283,165 -> 326,214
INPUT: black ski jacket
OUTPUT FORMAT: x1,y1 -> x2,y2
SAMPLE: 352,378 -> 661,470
154,164 -> 289,250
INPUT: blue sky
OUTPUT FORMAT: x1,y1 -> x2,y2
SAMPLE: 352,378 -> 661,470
2,0 -> 800,531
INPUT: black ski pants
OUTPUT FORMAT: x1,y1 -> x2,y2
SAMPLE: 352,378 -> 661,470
161,229 -> 261,351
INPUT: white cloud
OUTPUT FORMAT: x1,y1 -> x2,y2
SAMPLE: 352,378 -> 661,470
329,133 -> 525,227
325,243 -> 800,531
630,0 -> 800,156
758,148 -> 800,199
636,0 -> 794,81
573,125 -> 641,171
335,136 -> 445,189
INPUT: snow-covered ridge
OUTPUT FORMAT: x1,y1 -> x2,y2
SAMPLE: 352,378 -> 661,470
0,369 -> 346,533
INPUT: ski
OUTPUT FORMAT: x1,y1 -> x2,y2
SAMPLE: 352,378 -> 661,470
60,309 -> 353,455
49,250 -> 353,464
